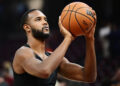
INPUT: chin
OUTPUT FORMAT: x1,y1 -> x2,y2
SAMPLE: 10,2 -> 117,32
44,32 -> 50,35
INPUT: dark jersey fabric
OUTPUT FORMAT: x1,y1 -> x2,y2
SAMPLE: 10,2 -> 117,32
13,44 -> 58,86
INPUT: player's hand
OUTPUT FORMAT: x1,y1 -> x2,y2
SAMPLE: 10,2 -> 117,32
58,16 -> 74,40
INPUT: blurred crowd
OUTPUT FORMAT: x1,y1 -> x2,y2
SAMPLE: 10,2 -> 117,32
0,0 -> 120,86
0,61 -> 13,86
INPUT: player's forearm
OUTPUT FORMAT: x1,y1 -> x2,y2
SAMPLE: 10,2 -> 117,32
83,37 -> 97,82
42,37 -> 72,74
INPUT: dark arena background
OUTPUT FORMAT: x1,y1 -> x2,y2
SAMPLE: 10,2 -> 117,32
0,0 -> 120,86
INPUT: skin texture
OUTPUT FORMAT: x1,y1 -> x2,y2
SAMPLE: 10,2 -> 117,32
13,10 -> 97,82
58,20 -> 97,82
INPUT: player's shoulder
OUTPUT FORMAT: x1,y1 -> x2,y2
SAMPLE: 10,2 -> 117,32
15,46 -> 34,59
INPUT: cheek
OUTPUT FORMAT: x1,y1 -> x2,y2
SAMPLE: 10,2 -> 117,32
30,22 -> 43,30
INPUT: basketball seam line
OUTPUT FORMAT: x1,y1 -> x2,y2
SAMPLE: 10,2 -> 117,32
86,14 -> 96,34
75,7 -> 96,33
68,7 -> 92,35
74,7 -> 88,34
75,7 -> 92,33
63,10 -> 94,23
61,5 -> 70,23
74,11 -> 85,34
76,7 -> 96,21
87,20 -> 96,34
69,3 -> 78,37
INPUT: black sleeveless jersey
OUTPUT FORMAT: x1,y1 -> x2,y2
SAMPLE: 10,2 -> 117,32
13,44 -> 59,86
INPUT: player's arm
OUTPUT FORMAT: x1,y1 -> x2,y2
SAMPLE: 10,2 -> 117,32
14,17 -> 74,79
59,24 -> 97,83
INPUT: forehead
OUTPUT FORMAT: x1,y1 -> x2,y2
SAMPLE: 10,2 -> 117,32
28,10 -> 46,19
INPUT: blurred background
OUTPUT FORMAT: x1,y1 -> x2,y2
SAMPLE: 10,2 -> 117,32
0,0 -> 120,86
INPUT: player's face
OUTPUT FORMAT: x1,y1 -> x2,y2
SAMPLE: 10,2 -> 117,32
28,10 -> 50,40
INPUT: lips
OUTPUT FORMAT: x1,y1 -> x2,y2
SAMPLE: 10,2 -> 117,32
42,26 -> 49,31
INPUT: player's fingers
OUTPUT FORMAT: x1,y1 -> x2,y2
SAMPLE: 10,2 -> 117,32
58,16 -> 61,27
58,16 -> 64,30
58,16 -> 63,32
58,16 -> 61,25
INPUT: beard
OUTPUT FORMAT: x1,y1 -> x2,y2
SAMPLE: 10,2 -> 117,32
31,27 -> 50,41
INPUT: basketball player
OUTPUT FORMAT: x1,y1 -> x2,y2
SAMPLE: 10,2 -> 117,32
13,9 -> 97,86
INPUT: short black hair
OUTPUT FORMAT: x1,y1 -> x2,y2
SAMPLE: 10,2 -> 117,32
20,9 -> 39,29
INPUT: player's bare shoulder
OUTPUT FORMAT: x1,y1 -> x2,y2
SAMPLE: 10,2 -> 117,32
13,46 -> 34,74
14,46 -> 34,61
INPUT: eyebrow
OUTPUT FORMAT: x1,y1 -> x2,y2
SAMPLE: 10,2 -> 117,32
35,16 -> 47,19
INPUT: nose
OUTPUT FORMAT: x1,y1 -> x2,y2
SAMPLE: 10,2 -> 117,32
43,20 -> 48,26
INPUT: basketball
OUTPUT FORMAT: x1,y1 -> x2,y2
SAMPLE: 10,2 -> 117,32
60,2 -> 97,36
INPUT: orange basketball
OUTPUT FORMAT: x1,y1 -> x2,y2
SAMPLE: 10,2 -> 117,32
60,2 -> 97,36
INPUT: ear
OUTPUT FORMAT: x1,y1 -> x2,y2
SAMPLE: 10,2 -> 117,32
23,24 -> 31,32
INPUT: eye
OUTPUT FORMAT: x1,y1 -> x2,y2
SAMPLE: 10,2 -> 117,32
44,17 -> 47,21
36,17 -> 41,21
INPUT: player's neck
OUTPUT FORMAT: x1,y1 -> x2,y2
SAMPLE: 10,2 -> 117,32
27,34 -> 45,55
